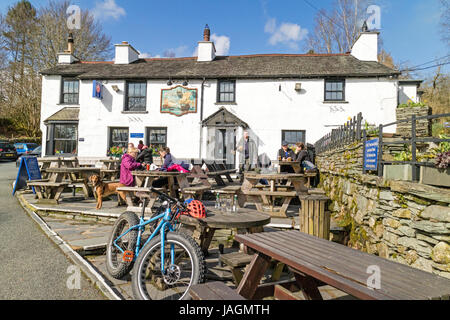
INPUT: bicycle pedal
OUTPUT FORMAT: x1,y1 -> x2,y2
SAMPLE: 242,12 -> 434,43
122,250 -> 134,262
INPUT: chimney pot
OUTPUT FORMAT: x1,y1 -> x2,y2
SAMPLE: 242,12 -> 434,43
67,33 -> 74,54
203,24 -> 210,41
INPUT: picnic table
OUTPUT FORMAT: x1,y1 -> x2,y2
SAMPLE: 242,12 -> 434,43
132,170 -> 190,198
234,230 -> 450,300
100,158 -> 121,181
241,172 -> 309,217
45,167 -> 101,199
37,157 -> 80,178
179,207 -> 271,256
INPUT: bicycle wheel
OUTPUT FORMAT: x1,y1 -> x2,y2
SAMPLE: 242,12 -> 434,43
131,232 -> 206,300
106,211 -> 139,279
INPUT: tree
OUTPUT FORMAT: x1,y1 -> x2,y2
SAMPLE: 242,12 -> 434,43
0,0 -> 112,138
305,0 -> 369,54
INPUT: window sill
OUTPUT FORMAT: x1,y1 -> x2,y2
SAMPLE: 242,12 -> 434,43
57,103 -> 80,106
323,101 -> 349,104
214,102 -> 237,105
121,111 -> 148,114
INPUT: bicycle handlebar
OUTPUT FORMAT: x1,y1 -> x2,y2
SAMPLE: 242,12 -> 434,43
149,187 -> 188,211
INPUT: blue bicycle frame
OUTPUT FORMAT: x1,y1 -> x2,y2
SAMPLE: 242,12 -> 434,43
113,206 -> 181,273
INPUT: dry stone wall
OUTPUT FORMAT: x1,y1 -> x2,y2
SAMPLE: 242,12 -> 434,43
316,142 -> 450,279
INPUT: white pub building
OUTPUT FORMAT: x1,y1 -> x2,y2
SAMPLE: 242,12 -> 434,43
40,26 -> 418,167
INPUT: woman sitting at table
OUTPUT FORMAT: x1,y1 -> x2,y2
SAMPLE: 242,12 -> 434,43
120,148 -> 144,187
295,142 -> 319,187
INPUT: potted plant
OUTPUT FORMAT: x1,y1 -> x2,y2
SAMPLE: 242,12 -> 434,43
420,135 -> 450,187
109,146 -> 125,159
383,149 -> 420,181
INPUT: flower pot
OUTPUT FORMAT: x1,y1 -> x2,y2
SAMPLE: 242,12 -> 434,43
383,164 -> 420,181
420,166 -> 450,187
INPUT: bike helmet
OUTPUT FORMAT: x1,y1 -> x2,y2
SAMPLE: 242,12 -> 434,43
187,200 -> 206,219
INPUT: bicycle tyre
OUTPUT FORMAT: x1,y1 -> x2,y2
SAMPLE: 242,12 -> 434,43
131,232 -> 206,300
106,211 -> 139,279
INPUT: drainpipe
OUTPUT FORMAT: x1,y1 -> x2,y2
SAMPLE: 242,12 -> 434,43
199,77 -> 206,158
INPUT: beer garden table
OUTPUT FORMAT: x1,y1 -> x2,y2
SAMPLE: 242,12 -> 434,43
132,170 -> 190,198
45,167 -> 101,199
241,172 -> 309,217
179,206 -> 271,256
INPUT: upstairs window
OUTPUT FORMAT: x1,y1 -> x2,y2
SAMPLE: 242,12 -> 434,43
324,79 -> 345,101
61,78 -> 79,104
217,80 -> 236,103
125,81 -> 147,111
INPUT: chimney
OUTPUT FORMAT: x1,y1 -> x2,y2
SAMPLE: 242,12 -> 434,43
197,24 -> 216,62
350,29 -> 379,62
114,41 -> 140,64
58,33 -> 78,64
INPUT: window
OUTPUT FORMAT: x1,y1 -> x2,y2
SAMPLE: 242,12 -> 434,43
324,79 -> 345,101
282,130 -> 306,146
125,81 -> 147,111
46,123 -> 78,155
217,80 -> 236,103
146,127 -> 167,152
109,127 -> 129,150
61,78 -> 79,104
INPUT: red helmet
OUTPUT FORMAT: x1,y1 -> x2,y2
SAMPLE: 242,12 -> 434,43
187,200 -> 206,219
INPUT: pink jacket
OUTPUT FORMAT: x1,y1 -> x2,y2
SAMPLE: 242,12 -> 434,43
120,154 -> 142,186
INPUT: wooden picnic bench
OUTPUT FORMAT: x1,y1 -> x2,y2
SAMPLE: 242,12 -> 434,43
116,186 -> 165,214
235,230 -> 450,300
204,161 -> 237,186
190,281 -> 245,300
26,180 -> 69,204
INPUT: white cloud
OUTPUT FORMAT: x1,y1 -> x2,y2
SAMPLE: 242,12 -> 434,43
211,34 -> 230,56
139,52 -> 152,59
92,0 -> 126,21
265,18 -> 308,50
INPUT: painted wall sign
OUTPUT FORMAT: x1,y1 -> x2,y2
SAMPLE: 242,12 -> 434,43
160,85 -> 197,117
130,133 -> 144,139
364,138 -> 379,171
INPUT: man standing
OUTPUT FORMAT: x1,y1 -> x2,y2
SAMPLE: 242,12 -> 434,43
234,130 -> 258,182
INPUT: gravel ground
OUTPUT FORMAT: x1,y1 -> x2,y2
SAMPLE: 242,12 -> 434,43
0,160 -> 106,300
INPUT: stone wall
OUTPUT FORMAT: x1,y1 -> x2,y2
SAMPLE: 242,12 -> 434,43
316,142 -> 450,279
395,106 -> 431,137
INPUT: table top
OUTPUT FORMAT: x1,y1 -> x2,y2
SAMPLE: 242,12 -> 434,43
101,159 -> 121,163
46,167 -> 101,173
180,207 -> 271,229
132,170 -> 187,177
244,172 -> 307,180
235,230 -> 450,300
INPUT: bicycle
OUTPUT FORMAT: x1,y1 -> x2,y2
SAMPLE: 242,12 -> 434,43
105,187 -> 206,300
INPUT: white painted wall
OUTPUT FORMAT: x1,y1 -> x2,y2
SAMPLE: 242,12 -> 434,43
398,84 -> 419,104
40,75 -> 398,161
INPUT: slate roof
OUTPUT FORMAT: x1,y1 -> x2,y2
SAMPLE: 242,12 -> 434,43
40,54 -> 400,80
44,107 -> 79,123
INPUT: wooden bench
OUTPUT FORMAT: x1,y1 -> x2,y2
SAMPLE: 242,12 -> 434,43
235,230 -> 450,300
180,185 -> 211,200
27,180 -> 69,204
190,281 -> 246,300
219,252 -> 254,286
116,186 -> 165,214
204,161 -> 237,186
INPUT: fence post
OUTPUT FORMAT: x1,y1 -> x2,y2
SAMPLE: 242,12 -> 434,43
356,113 -> 362,140
377,124 -> 383,178
362,129 -> 367,175
411,114 -> 417,182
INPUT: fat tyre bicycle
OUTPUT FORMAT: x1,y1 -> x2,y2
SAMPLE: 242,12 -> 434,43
105,187 -> 206,300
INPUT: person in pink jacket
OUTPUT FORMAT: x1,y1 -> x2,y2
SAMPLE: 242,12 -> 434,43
120,148 -> 143,187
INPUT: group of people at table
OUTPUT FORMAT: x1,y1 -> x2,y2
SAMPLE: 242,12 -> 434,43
118,132 -> 318,193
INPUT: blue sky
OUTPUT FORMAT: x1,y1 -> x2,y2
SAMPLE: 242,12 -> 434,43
1,0 -> 448,79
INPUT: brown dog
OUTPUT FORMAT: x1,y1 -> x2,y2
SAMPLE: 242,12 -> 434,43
89,174 -> 127,209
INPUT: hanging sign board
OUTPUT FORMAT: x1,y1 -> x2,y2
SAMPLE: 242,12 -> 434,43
93,80 -> 103,100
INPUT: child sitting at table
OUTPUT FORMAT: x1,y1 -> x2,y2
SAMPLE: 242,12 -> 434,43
120,148 -> 144,187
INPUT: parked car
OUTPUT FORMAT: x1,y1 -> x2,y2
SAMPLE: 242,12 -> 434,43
16,146 -> 42,167
0,141 -> 18,161
14,143 -> 38,156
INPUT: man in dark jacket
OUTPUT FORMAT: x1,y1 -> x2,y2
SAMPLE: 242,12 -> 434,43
136,146 -> 153,164
278,141 -> 296,173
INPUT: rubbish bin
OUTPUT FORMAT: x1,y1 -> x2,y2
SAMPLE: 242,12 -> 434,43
299,194 -> 330,240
